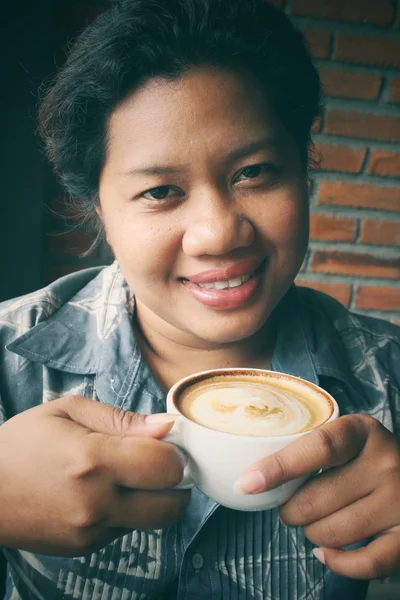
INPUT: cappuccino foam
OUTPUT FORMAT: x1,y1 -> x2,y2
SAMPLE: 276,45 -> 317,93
179,375 -> 331,436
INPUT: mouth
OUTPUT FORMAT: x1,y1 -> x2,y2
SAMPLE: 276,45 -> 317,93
182,258 -> 264,285
180,260 -> 266,310
185,261 -> 263,289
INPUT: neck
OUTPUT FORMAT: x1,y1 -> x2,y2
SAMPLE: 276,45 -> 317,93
133,303 -> 278,392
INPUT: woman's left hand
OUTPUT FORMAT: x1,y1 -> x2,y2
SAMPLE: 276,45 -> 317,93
238,414 -> 400,579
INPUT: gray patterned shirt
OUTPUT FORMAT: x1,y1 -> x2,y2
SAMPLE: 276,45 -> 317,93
1,262 -> 399,600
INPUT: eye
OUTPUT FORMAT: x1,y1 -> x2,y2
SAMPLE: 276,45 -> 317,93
142,186 -> 181,200
234,163 -> 280,183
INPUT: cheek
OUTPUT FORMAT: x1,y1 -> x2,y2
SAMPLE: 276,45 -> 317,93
258,187 -> 309,248
103,210 -> 180,277
286,194 -> 309,241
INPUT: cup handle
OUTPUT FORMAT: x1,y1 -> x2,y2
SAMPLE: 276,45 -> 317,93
163,417 -> 196,490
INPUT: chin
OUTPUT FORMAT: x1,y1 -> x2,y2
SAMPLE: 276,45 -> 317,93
191,311 -> 271,346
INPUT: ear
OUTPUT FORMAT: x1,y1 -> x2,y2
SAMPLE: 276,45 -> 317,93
95,205 -> 109,244
95,204 -> 103,220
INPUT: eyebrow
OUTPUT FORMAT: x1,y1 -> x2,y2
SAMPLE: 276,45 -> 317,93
224,136 -> 278,163
121,136 -> 278,177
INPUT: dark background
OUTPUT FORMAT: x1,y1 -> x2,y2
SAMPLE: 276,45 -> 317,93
0,0 -> 56,302
0,0 -> 108,305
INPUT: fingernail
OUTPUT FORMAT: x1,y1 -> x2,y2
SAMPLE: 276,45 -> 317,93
235,470 -> 266,495
312,548 -> 326,565
145,413 -> 179,424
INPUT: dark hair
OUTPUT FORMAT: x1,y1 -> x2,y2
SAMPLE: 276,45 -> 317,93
39,0 -> 322,236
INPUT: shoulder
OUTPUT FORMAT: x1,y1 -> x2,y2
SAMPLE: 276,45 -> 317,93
297,285 -> 400,340
297,285 -> 400,386
0,267 -> 108,422
0,267 -> 105,347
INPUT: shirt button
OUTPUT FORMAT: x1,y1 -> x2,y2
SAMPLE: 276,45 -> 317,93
191,553 -> 204,570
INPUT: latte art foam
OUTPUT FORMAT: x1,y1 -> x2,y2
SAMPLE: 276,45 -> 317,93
179,376 -> 332,436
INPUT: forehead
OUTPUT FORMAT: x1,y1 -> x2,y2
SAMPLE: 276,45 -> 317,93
106,68 -> 284,168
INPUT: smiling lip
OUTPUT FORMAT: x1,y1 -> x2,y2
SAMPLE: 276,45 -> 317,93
184,259 -> 263,284
181,259 -> 265,310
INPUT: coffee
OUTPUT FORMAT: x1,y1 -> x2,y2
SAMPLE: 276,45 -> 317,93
177,372 -> 332,436
167,368 -> 339,509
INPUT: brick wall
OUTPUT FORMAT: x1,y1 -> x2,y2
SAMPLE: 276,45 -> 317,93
284,0 -> 400,324
45,0 -> 400,323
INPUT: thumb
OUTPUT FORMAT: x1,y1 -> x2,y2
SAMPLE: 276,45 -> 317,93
48,395 -> 178,439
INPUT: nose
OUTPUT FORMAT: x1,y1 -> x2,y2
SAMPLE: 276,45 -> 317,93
182,195 -> 255,257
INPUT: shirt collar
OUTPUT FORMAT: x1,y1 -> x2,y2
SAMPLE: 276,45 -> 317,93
271,286 -> 354,389
6,262 -> 142,406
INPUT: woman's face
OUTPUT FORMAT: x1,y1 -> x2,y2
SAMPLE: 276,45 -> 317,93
99,68 -> 309,347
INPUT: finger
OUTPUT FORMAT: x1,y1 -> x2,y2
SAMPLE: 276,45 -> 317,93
313,530 -> 400,580
50,395 -> 178,439
238,414 -> 372,494
280,457 -> 375,526
58,490 -> 191,556
303,490 -> 400,549
110,488 -> 191,530
74,433 -> 185,490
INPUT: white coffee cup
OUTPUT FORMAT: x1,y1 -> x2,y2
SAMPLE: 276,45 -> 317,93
164,368 -> 339,511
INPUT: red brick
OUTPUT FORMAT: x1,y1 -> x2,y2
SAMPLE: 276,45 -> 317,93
324,109 -> 400,143
291,0 -> 393,26
301,30 -> 331,59
335,34 -> 400,68
314,142 -> 366,173
46,230 -> 95,256
295,280 -> 351,307
318,181 -> 400,212
368,150 -> 400,177
355,286 -> 400,312
311,251 -> 400,279
318,67 -> 381,101
388,78 -> 400,104
359,220 -> 400,246
309,214 -> 357,242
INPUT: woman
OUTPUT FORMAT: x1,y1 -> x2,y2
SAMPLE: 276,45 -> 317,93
0,0 -> 399,598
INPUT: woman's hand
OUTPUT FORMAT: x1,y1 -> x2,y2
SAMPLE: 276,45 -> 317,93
238,414 -> 400,579
0,396 -> 190,556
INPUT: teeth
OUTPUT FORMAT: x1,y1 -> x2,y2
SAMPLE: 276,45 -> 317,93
228,277 -> 243,289
198,273 -> 252,290
198,282 -> 217,289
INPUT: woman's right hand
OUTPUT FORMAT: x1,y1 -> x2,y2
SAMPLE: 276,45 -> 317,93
0,396 -> 190,556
